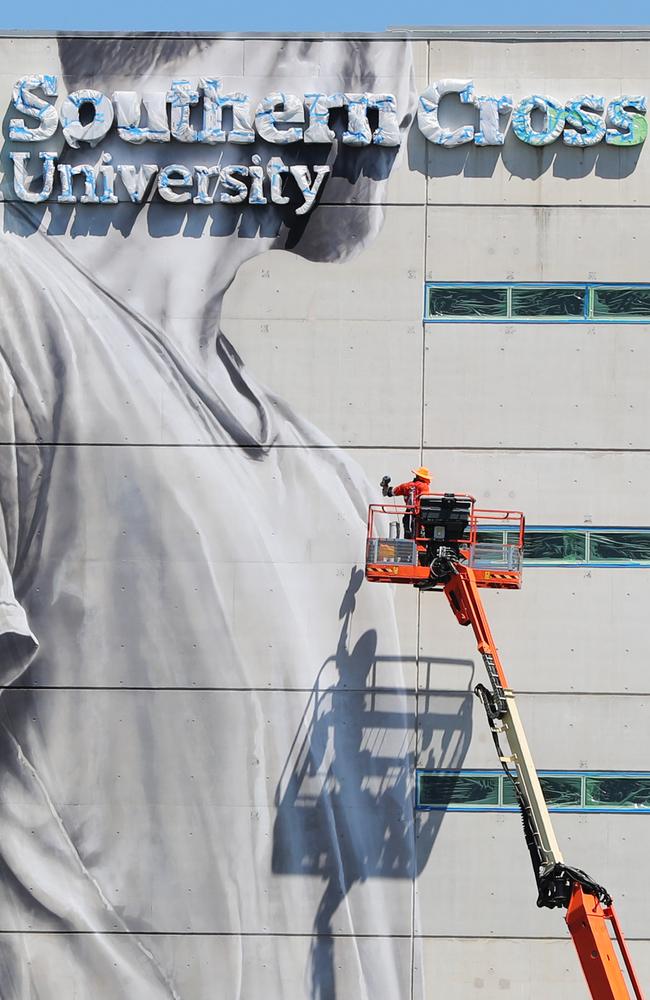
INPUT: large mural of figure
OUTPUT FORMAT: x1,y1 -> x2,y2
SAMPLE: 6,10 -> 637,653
0,36 -> 467,999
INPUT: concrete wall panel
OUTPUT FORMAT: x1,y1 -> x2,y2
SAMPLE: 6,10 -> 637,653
429,38 -> 650,79
224,318 -> 423,446
419,692 -> 650,770
426,205 -> 650,282
423,325 -> 649,449
415,810 -> 649,937
415,936 -> 650,1000
421,448 -> 650,525
224,208 -> 425,323
221,207 -> 426,445
417,569 -> 650,694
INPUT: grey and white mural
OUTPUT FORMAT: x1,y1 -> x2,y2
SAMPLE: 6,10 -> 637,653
0,34 -> 474,999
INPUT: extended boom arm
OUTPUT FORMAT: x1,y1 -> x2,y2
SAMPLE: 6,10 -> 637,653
365,491 -> 646,998
445,565 -> 645,1000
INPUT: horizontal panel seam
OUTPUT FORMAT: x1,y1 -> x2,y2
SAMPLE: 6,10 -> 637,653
0,929 -> 645,940
2,444 -> 650,453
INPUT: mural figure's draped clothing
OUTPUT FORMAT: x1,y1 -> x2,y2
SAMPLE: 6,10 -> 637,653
0,231 -> 412,998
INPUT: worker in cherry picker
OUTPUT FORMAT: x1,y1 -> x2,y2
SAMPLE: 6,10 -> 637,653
380,466 -> 431,538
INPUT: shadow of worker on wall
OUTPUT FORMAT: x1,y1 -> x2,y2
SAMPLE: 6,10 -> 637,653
272,568 -> 474,1000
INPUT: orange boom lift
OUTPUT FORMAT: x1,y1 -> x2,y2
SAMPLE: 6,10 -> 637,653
365,491 -> 645,1000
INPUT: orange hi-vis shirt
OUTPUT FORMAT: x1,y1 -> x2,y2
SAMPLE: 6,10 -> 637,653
392,479 -> 430,507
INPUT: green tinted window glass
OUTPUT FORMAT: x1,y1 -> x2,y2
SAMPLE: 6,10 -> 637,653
585,776 -> 650,809
521,532 -> 587,562
476,530 -> 505,545
428,287 -> 508,318
511,287 -> 584,317
589,533 -> 650,562
593,287 -> 650,318
418,773 -> 500,808
503,775 -> 582,808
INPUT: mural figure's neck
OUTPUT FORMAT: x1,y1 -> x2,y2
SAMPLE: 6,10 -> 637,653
29,212 -> 277,448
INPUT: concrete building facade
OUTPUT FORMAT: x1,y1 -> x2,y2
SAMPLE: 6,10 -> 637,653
0,26 -> 648,1000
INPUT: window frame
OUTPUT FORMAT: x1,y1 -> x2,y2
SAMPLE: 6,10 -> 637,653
424,281 -> 650,324
416,769 -> 650,814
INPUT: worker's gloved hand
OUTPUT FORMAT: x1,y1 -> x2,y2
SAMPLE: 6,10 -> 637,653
380,475 -> 393,497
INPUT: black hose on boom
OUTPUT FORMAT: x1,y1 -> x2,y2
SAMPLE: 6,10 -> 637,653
474,682 -> 614,912
475,683 -> 547,894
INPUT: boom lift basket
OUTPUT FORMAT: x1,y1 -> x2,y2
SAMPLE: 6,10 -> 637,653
365,492 -> 525,590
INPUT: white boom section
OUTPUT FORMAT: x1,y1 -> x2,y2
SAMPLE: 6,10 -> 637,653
499,689 -> 564,867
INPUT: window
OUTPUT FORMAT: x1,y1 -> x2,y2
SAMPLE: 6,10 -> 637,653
521,531 -> 587,563
511,286 -> 584,318
427,286 -> 508,319
417,772 -> 500,809
416,770 -> 650,813
424,282 -> 650,323
585,776 -> 650,810
502,774 -> 582,809
592,286 -> 650,319
589,532 -> 650,563
486,526 -> 650,566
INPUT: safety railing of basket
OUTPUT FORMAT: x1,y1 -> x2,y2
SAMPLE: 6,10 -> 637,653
366,501 -> 525,571
469,508 -> 526,572
367,493 -> 479,543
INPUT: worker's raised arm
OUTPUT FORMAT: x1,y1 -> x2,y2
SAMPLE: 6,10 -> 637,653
383,467 -> 432,501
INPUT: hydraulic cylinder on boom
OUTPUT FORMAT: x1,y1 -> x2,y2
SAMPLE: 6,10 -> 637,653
365,491 -> 645,1000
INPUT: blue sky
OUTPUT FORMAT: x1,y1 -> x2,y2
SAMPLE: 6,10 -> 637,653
2,0 -> 649,33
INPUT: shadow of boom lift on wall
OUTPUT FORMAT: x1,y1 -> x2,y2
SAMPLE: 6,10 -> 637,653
272,568 -> 474,1000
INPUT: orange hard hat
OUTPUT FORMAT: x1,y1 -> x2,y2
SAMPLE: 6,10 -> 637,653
412,466 -> 431,481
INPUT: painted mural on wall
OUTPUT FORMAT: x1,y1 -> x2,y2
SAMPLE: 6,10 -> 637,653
0,34 -> 477,1000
